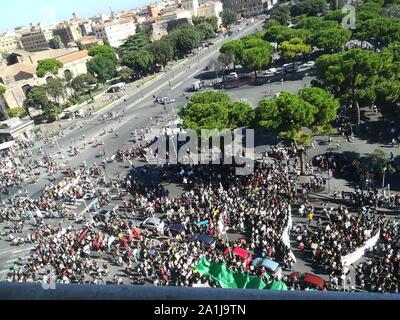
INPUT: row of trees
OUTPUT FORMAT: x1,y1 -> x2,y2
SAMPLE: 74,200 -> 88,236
118,21 -> 218,80
264,16 -> 352,53
179,89 -> 339,173
218,33 -> 273,79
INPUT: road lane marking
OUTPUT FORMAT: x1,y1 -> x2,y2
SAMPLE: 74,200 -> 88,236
171,81 -> 183,90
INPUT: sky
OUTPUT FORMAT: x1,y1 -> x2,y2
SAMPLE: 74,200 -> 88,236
1,0 -> 153,32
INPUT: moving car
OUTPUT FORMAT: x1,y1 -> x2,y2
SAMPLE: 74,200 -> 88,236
155,97 -> 176,105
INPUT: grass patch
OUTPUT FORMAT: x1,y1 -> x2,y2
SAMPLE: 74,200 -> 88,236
137,73 -> 161,88
93,100 -> 114,114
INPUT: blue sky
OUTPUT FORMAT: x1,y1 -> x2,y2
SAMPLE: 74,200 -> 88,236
1,0 -> 153,32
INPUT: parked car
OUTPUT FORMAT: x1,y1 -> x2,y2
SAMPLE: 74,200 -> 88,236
228,72 -> 238,80
299,61 -> 316,70
224,247 -> 253,269
253,258 -> 283,278
141,217 -> 164,231
263,67 -> 277,75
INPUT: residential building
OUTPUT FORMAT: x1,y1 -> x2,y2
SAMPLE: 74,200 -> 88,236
151,22 -> 169,41
93,20 -> 136,48
181,0 -> 199,16
20,24 -> 54,52
0,48 -> 91,110
158,8 -> 193,23
76,35 -> 104,49
53,22 -> 83,47
0,33 -> 21,57
0,118 -> 34,148
148,5 -> 159,17
79,22 -> 93,36
89,13 -> 111,25
198,1 -> 224,26
221,0 -> 277,17
180,1 -> 223,26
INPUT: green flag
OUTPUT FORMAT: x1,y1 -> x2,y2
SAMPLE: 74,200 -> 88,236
268,280 -> 288,291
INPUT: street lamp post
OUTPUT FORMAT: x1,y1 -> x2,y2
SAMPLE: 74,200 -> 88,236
382,167 -> 387,189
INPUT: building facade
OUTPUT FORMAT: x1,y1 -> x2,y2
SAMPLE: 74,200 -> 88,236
93,20 -> 136,48
222,0 -> 276,17
198,1 -> 224,26
0,33 -> 21,58
53,22 -> 83,46
0,49 -> 91,110
20,25 -> 54,52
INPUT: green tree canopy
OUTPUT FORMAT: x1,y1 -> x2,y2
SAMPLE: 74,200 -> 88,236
264,18 -> 281,29
255,92 -> 318,144
70,73 -> 98,92
119,31 -> 151,56
149,37 -> 174,69
324,9 -> 347,23
220,9 -> 237,27
0,85 -> 5,95
268,6 -> 291,25
168,27 -> 202,58
88,45 -> 117,62
315,48 -> 399,124
196,22 -> 215,40
264,26 -> 311,43
179,91 -> 253,133
25,86 -> 51,116
45,78 -> 66,103
310,27 -> 352,52
87,55 -> 116,83
118,67 -> 134,83
193,16 -> 219,31
279,38 -> 312,66
241,42 -> 273,79
290,0 -> 327,17
220,40 -> 244,67
36,59 -> 63,78
122,49 -> 155,77
298,87 -> 340,129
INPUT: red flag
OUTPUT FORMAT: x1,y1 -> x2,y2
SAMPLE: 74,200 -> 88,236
131,227 -> 141,240
77,228 -> 89,244
122,239 -> 132,255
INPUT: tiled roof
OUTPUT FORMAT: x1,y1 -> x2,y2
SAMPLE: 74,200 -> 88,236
57,50 -> 89,64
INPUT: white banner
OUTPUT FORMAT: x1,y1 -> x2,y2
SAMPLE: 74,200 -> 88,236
341,231 -> 380,266
281,205 -> 297,263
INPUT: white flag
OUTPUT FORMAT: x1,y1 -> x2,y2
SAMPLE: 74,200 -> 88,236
108,236 -> 116,248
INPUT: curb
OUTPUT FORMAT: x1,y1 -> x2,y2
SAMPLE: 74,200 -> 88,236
93,95 -> 128,115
